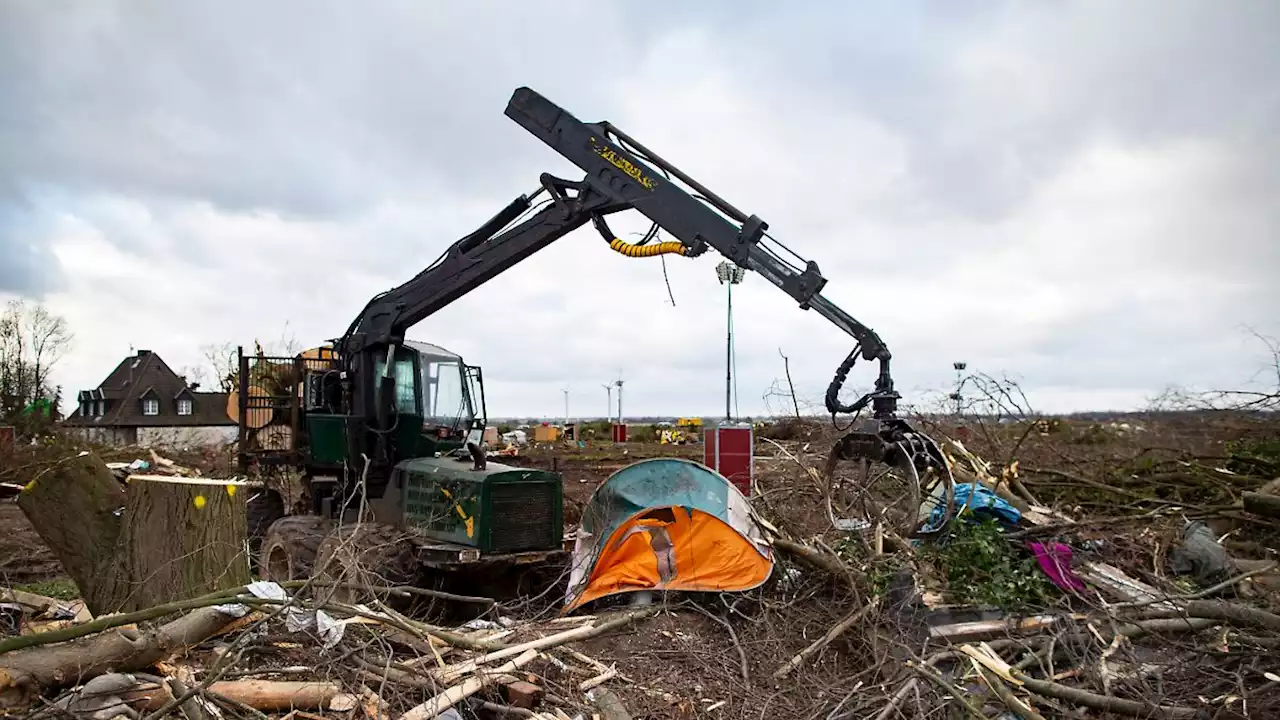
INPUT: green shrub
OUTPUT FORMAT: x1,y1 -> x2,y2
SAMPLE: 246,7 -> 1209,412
1226,437 -> 1280,475
923,515 -> 1057,610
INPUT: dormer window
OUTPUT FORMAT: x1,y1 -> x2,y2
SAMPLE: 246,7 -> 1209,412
95,401 -> 104,417
178,398 -> 192,416
142,398 -> 159,416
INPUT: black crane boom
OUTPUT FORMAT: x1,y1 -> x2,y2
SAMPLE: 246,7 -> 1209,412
342,86 -> 901,423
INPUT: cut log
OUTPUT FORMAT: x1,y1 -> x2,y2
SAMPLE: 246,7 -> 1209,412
133,680 -> 343,712
1243,492 -> 1280,520
400,649 -> 540,720
928,614 -> 1061,644
0,606 -> 239,710
17,453 -> 252,616
227,384 -> 273,429
256,424 -> 294,451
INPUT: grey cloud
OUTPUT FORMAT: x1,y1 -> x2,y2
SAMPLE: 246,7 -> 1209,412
0,1 -> 670,225
680,1 -> 1280,226
0,194 -> 64,295
5,2 -> 1278,416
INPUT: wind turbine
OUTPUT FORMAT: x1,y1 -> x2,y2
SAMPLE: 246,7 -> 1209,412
601,383 -> 613,423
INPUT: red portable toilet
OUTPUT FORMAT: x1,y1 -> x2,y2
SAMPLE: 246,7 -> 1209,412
703,422 -> 754,496
611,423 -> 629,442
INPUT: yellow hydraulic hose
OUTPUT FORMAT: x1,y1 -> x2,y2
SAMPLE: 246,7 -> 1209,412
608,238 -> 688,257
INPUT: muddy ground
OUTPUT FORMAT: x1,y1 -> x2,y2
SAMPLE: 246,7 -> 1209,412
4,413 -> 1275,587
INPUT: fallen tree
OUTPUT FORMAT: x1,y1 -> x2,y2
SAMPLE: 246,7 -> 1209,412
0,606 -> 240,710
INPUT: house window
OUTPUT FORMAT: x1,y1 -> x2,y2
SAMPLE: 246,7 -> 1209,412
142,398 -> 159,416
178,398 -> 192,416
96,401 -> 104,417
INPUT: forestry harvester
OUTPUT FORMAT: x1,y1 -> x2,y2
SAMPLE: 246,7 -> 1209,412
237,87 -> 954,604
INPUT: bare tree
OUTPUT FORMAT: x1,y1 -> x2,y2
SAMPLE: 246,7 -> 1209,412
0,299 -> 73,422
176,363 -> 210,390
762,348 -> 802,418
200,322 -> 307,393
1151,329 -> 1280,412
200,342 -> 239,393
270,320 -> 302,357
0,307 -> 19,411
27,303 -> 71,401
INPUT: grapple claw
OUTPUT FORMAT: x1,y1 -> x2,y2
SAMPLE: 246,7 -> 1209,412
824,418 -> 955,539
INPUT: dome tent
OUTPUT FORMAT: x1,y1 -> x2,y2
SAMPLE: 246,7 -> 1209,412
564,457 -> 775,611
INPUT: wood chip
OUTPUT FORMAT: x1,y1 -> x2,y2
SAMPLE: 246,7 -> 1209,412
330,693 -> 360,712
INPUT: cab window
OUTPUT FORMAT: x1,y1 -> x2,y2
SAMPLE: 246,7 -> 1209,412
373,350 -> 419,415
421,356 -> 472,428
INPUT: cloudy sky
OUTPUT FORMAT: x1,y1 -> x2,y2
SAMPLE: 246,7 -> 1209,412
2,0 -> 1277,419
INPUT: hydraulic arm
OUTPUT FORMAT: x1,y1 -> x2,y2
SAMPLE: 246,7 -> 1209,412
505,88 -> 903,419
339,88 -> 954,536
344,87 -> 900,421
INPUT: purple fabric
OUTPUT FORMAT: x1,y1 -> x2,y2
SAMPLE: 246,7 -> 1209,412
1027,541 -> 1086,592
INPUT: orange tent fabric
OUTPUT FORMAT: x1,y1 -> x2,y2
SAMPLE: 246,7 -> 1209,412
569,507 -> 773,609
565,458 -> 774,610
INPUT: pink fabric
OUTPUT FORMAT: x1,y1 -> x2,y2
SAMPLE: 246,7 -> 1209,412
1027,541 -> 1085,592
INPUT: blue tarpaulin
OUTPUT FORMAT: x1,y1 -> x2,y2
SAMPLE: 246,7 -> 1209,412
930,482 -> 1022,528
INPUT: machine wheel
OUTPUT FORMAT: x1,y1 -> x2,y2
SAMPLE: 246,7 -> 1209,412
259,515 -> 333,582
312,523 -> 422,609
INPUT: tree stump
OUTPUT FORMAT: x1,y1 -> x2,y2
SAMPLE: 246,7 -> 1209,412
17,452 -> 252,615
118,475 -> 251,610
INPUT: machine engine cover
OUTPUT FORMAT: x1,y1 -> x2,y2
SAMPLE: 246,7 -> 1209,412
394,456 -> 563,553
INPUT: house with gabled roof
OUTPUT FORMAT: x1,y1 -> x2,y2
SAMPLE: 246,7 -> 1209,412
61,349 -> 236,447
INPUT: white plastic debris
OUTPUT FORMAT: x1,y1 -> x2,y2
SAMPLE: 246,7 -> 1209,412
833,517 -> 872,532
213,580 -> 346,650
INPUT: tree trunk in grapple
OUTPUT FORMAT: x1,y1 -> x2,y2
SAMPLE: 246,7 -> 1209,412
17,453 -> 251,616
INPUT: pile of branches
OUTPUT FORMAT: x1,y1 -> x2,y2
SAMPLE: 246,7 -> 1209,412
0,576 -> 660,720
741,411 -> 1280,718
3,410 -> 1278,719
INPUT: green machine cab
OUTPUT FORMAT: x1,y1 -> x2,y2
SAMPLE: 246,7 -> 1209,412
238,338 -> 568,593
